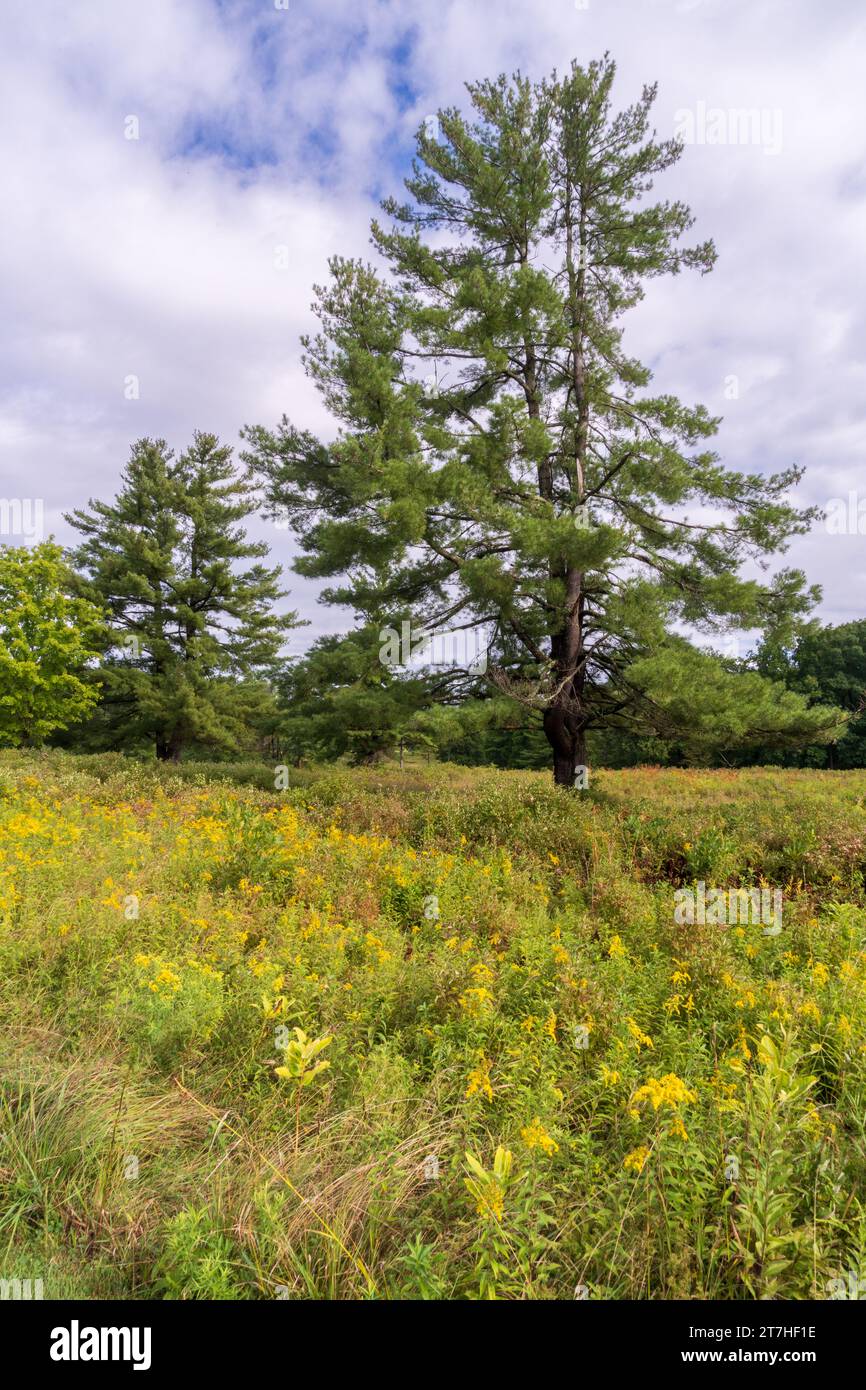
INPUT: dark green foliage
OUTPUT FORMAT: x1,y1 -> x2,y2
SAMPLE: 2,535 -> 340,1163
244,58 -> 839,784
749,621 -> 866,768
275,625 -> 435,765
66,433 -> 299,761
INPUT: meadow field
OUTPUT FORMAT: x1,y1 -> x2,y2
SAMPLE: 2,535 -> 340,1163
1,750 -> 865,1300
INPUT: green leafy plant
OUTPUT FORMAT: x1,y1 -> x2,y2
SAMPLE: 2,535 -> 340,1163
733,1032 -> 818,1298
275,1028 -> 333,1152
155,1206 -> 248,1300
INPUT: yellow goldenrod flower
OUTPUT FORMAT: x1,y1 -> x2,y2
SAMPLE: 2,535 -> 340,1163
464,1146 -> 511,1222
459,986 -> 494,1015
623,1144 -> 651,1174
631,1072 -> 697,1112
465,1053 -> 494,1103
626,1017 -> 654,1052
521,1118 -> 559,1155
667,1113 -> 689,1141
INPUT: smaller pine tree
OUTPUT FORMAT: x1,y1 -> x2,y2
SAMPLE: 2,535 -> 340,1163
276,625 -> 434,765
66,432 -> 299,760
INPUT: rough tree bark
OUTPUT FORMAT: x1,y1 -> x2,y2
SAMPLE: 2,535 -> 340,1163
540,168 -> 590,788
155,730 -> 183,762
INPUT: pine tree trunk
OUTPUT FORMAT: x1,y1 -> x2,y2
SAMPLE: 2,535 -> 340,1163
551,747 -> 575,787
544,704 -> 587,787
539,173 -> 591,792
155,730 -> 184,762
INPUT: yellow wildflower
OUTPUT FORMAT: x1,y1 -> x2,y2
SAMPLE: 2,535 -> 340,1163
631,1072 -> 697,1112
520,1118 -> 559,1155
626,1017 -> 654,1052
623,1144 -> 651,1174
465,1053 -> 494,1103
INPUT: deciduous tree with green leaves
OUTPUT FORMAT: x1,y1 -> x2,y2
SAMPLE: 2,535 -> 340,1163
67,432 -> 299,761
244,56 -> 839,785
0,541 -> 103,746
752,619 -> 866,768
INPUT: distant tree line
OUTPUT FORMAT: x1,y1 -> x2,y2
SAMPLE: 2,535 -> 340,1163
0,486 -> 860,772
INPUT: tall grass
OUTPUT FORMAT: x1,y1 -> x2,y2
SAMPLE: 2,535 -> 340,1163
1,750 -> 865,1298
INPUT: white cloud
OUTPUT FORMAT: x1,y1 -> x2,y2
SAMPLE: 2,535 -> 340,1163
2,0 -> 865,635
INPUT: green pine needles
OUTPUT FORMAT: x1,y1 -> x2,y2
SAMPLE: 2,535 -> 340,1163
244,56 -> 839,784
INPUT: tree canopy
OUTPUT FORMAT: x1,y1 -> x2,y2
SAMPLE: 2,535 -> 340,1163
0,541 -> 103,747
243,56 -> 839,785
752,621 -> 866,768
66,432 -> 299,761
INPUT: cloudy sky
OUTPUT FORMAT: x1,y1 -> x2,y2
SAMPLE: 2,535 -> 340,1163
2,0 -> 865,653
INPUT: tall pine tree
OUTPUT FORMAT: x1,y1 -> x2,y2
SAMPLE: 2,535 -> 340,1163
244,58 -> 839,785
67,432 -> 298,760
